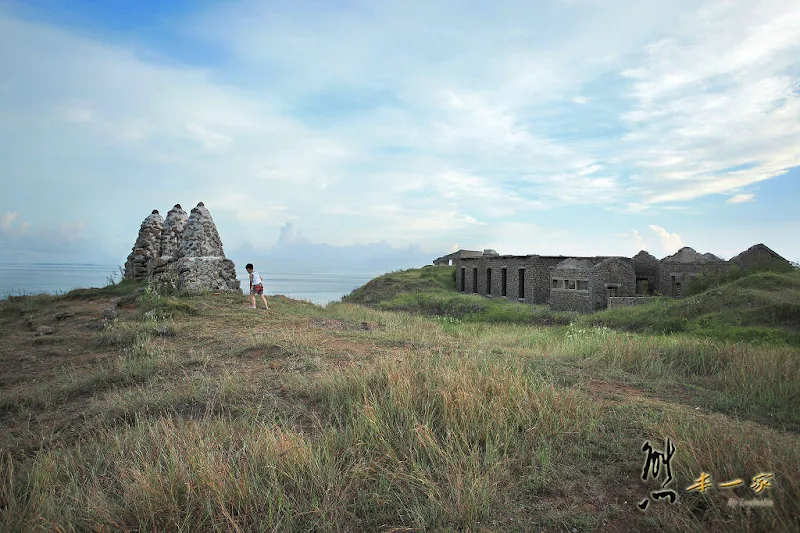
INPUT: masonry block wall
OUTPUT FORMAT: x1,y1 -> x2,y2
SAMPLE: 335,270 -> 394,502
529,256 -> 574,304
451,243 -> 787,313
658,261 -> 728,298
549,262 -> 591,312
590,259 -> 636,310
550,290 -> 592,312
633,251 -> 660,294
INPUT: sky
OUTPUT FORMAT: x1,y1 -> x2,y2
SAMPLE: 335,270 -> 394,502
0,0 -> 798,272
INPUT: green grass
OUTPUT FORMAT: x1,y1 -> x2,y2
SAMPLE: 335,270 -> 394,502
342,265 -> 456,306
582,270 -> 800,347
1,274 -> 799,532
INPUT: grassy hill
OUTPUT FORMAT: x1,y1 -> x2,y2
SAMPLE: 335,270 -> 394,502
344,265 -> 574,325
581,270 -> 800,346
343,264 -> 457,306
345,265 -> 800,346
1,276 -> 798,531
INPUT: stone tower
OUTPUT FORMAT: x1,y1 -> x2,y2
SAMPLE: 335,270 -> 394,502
174,202 -> 241,292
148,204 -> 189,276
124,210 -> 164,280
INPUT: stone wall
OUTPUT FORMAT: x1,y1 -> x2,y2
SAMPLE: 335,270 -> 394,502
658,261 -> 728,298
450,243 -> 781,313
607,297 -> 657,309
632,251 -> 660,294
550,289 -> 591,313
590,258 -> 635,310
458,256 -> 532,302
529,256 -> 575,304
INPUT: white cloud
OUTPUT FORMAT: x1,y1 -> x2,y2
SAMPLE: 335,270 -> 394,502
618,0 -> 800,205
649,225 -> 685,255
0,212 -> 19,232
727,193 -> 755,204
631,229 -> 648,251
0,0 -> 798,266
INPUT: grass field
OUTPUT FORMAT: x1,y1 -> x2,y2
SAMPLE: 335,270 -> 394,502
1,270 -> 798,531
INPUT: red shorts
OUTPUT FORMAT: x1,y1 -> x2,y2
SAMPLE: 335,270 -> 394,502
251,283 -> 264,295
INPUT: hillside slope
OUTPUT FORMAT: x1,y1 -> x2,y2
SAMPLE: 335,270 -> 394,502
342,265 -> 456,306
582,270 -> 800,345
1,279 -> 798,531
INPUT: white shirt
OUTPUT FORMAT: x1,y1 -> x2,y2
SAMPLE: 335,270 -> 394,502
251,272 -> 263,285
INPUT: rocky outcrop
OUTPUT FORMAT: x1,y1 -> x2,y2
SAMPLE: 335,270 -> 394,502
148,204 -> 189,276
124,210 -> 164,280
175,202 -> 241,292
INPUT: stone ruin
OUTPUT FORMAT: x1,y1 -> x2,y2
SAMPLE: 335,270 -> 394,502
123,210 -> 163,280
124,202 -> 241,293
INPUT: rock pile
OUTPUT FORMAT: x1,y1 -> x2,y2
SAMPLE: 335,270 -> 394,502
124,210 -> 164,280
175,202 -> 240,292
148,204 -> 189,277
123,202 -> 241,293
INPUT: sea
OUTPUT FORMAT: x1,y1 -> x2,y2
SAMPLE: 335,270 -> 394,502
0,263 -> 380,306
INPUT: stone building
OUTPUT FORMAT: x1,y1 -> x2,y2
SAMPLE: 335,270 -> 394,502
658,247 -> 727,298
433,249 -> 484,266
123,202 -> 241,293
632,251 -> 659,295
444,243 -> 790,313
729,243 -> 793,272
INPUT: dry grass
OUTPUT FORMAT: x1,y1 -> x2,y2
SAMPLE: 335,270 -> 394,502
0,285 -> 798,531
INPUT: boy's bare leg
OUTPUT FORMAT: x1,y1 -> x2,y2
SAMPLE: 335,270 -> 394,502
250,294 -> 256,308
260,294 -> 269,309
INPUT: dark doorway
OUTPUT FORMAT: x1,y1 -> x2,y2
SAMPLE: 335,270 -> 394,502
460,268 -> 465,292
473,268 -> 478,293
518,269 -> 525,299
636,277 -> 649,295
501,268 -> 507,297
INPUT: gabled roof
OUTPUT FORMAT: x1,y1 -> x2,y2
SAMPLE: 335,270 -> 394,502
661,247 -> 725,264
553,258 -> 595,270
730,243 -> 789,264
592,256 -> 634,272
632,250 -> 658,263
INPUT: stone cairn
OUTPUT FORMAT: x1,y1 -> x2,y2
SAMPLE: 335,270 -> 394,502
148,204 -> 189,277
175,202 -> 240,292
123,202 -> 241,293
124,210 -> 164,280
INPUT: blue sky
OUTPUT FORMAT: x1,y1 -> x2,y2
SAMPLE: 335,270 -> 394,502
1,0 -> 798,271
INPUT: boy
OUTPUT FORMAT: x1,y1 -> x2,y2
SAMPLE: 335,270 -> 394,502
246,263 -> 269,310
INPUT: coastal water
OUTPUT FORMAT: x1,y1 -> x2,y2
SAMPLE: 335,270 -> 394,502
0,264 -> 379,306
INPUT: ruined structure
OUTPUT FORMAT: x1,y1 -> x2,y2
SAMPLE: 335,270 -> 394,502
442,243 -> 791,313
123,210 -> 164,280
148,204 -> 189,277
123,202 -> 241,293
729,243 -> 793,272
658,247 -> 727,298
433,249 -> 484,266
175,202 -> 240,292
